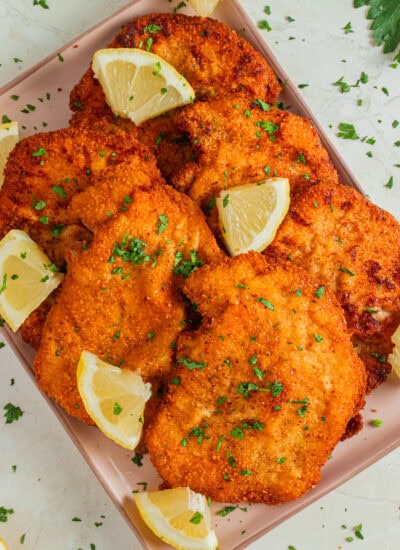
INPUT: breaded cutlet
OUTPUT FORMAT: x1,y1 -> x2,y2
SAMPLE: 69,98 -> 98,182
146,252 -> 366,504
33,183 -> 224,423
69,13 -> 282,181
266,182 -> 400,391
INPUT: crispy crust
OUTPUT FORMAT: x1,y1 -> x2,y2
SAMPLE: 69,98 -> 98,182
266,182 -> 400,390
33,184 -> 224,423
0,122 -> 160,263
69,13 -> 282,181
0,122 -> 164,346
146,253 -> 366,504
172,96 -> 339,202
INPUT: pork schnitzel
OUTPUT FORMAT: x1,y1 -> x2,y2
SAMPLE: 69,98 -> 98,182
265,182 -> 400,391
69,13 -> 282,181
146,253 -> 366,504
172,95 -> 339,198
0,122 -> 162,265
0,123 -> 164,348
170,95 -> 339,237
33,183 -> 224,423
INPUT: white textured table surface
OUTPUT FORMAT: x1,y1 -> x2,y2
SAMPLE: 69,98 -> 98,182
0,1 -> 400,549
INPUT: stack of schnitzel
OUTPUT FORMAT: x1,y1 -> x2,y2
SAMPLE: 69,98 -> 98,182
1,12 -> 399,506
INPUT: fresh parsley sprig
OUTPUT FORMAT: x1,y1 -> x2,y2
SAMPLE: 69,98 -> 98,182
354,0 -> 400,53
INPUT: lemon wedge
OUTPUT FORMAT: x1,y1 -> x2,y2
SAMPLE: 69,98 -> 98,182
134,487 -> 218,550
0,229 -> 64,331
216,177 -> 290,256
0,120 -> 19,188
77,351 -> 152,449
0,538 -> 8,550
92,48 -> 195,126
188,0 -> 221,16
388,325 -> 400,377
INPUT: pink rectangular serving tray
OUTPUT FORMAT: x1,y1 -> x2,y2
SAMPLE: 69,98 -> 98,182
1,1 -> 399,548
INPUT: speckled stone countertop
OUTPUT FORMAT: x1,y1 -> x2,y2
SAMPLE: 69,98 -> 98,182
0,1 -> 399,549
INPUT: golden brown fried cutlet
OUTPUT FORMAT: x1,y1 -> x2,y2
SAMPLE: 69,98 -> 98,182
265,182 -> 400,391
0,123 -> 163,348
33,183 -> 224,423
172,95 -> 339,202
69,13 -> 282,181
0,122 -> 162,265
146,252 -> 366,504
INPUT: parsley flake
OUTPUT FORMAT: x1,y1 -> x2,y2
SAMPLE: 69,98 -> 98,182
177,357 -> 207,370
3,402 -> 24,424
257,297 -> 274,310
156,214 -> 168,235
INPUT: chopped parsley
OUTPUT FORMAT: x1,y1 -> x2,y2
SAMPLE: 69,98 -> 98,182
177,357 -> 207,370
143,24 -> 161,34
51,185 -> 67,197
257,297 -> 274,310
33,0 -> 49,7
258,20 -> 272,31
0,506 -> 14,522
337,122 -> 360,140
3,402 -> 24,424
113,402 -> 122,415
156,214 -> 168,235
189,511 -> 203,525
185,423 -> 210,445
173,250 -> 203,278
32,198 -> 46,211
371,418 -> 382,427
343,21 -> 354,33
338,266 -> 355,276
385,176 -> 394,189
314,286 -> 325,298
217,505 -> 237,517
109,235 -> 150,266
255,119 -> 279,137
252,98 -> 271,111
32,147 -> 47,157
354,522 -> 364,540
131,452 -> 144,467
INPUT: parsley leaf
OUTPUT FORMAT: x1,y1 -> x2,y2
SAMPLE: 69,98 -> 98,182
0,506 -> 14,522
33,0 -> 49,8
3,402 -> 24,424
109,236 -> 150,265
354,0 -> 400,53
173,250 -> 203,278
177,357 -> 207,370
337,122 -> 360,140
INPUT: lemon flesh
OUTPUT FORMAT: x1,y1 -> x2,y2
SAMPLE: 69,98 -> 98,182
0,538 -> 8,550
188,0 -> 221,16
0,121 -> 19,188
134,487 -> 218,550
92,48 -> 195,126
0,229 -> 64,331
217,177 -> 290,256
77,351 -> 152,449
388,325 -> 400,377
